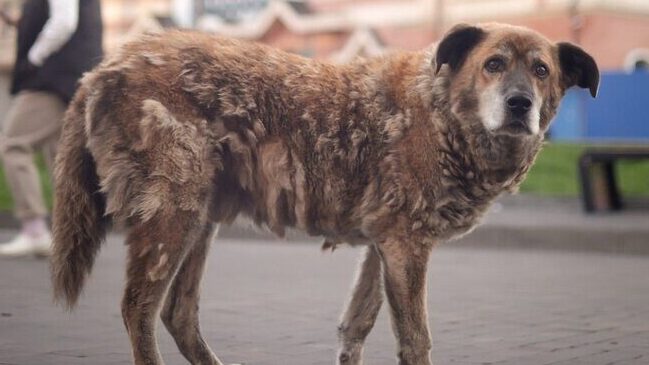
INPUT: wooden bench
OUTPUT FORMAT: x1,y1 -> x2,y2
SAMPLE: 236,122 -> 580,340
578,147 -> 649,212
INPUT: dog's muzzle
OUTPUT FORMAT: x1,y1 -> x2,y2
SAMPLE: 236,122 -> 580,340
504,93 -> 534,134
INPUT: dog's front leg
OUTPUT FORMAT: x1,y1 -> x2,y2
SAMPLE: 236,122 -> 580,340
378,237 -> 433,365
337,245 -> 384,365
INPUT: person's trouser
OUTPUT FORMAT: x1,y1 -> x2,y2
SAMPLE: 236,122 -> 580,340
0,91 -> 66,220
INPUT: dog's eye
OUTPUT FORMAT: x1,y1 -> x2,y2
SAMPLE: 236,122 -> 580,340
534,63 -> 549,78
484,58 -> 505,73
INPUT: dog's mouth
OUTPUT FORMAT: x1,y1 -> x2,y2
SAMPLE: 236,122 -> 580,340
497,119 -> 534,136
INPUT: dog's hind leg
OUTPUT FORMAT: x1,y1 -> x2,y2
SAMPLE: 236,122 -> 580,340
378,238 -> 433,365
121,210 -> 207,365
337,245 -> 384,365
161,222 -> 224,365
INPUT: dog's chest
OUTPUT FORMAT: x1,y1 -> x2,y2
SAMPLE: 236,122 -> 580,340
407,182 -> 496,241
400,144 -> 525,241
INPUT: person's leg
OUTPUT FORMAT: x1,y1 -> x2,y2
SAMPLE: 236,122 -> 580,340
36,107 -> 63,238
41,118 -> 61,177
0,91 -> 66,256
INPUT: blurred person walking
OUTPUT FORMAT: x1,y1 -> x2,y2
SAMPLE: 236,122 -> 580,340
0,0 -> 102,257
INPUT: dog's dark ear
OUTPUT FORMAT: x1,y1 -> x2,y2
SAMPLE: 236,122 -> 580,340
435,24 -> 486,74
557,42 -> 600,97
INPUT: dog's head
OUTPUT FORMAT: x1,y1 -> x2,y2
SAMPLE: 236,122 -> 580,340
435,23 -> 599,136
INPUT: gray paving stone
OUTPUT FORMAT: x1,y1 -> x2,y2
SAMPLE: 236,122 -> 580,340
0,232 -> 648,364
550,347 -> 647,365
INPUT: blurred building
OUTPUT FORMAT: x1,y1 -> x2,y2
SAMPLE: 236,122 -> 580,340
102,0 -> 174,50
1,0 -> 649,70
190,0 -> 649,70
200,0 -> 268,23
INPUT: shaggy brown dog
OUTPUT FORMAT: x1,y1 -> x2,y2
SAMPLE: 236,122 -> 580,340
51,23 -> 598,365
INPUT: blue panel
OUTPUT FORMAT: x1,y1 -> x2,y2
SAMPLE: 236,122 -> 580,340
549,71 -> 649,142
549,89 -> 583,140
584,72 -> 649,141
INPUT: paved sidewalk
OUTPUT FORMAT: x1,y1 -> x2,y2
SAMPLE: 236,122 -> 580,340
1,231 -> 648,365
454,195 -> 649,255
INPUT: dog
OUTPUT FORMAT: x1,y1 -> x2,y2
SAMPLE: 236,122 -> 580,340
51,23 -> 598,365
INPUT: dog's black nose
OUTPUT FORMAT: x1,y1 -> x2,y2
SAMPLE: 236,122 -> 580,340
506,95 -> 532,116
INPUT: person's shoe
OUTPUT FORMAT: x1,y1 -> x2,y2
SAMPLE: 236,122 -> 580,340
0,231 -> 52,257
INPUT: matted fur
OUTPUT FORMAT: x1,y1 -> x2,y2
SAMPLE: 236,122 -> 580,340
51,24 -> 598,365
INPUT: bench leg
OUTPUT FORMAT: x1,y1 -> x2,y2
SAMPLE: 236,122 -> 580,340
603,162 -> 623,210
578,156 -> 596,213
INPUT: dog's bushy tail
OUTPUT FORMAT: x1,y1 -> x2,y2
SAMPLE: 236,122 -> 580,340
51,93 -> 109,310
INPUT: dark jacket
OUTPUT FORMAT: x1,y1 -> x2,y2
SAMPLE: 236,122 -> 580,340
10,0 -> 103,103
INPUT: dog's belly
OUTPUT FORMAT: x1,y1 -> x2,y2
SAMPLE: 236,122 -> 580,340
234,136 -> 371,239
